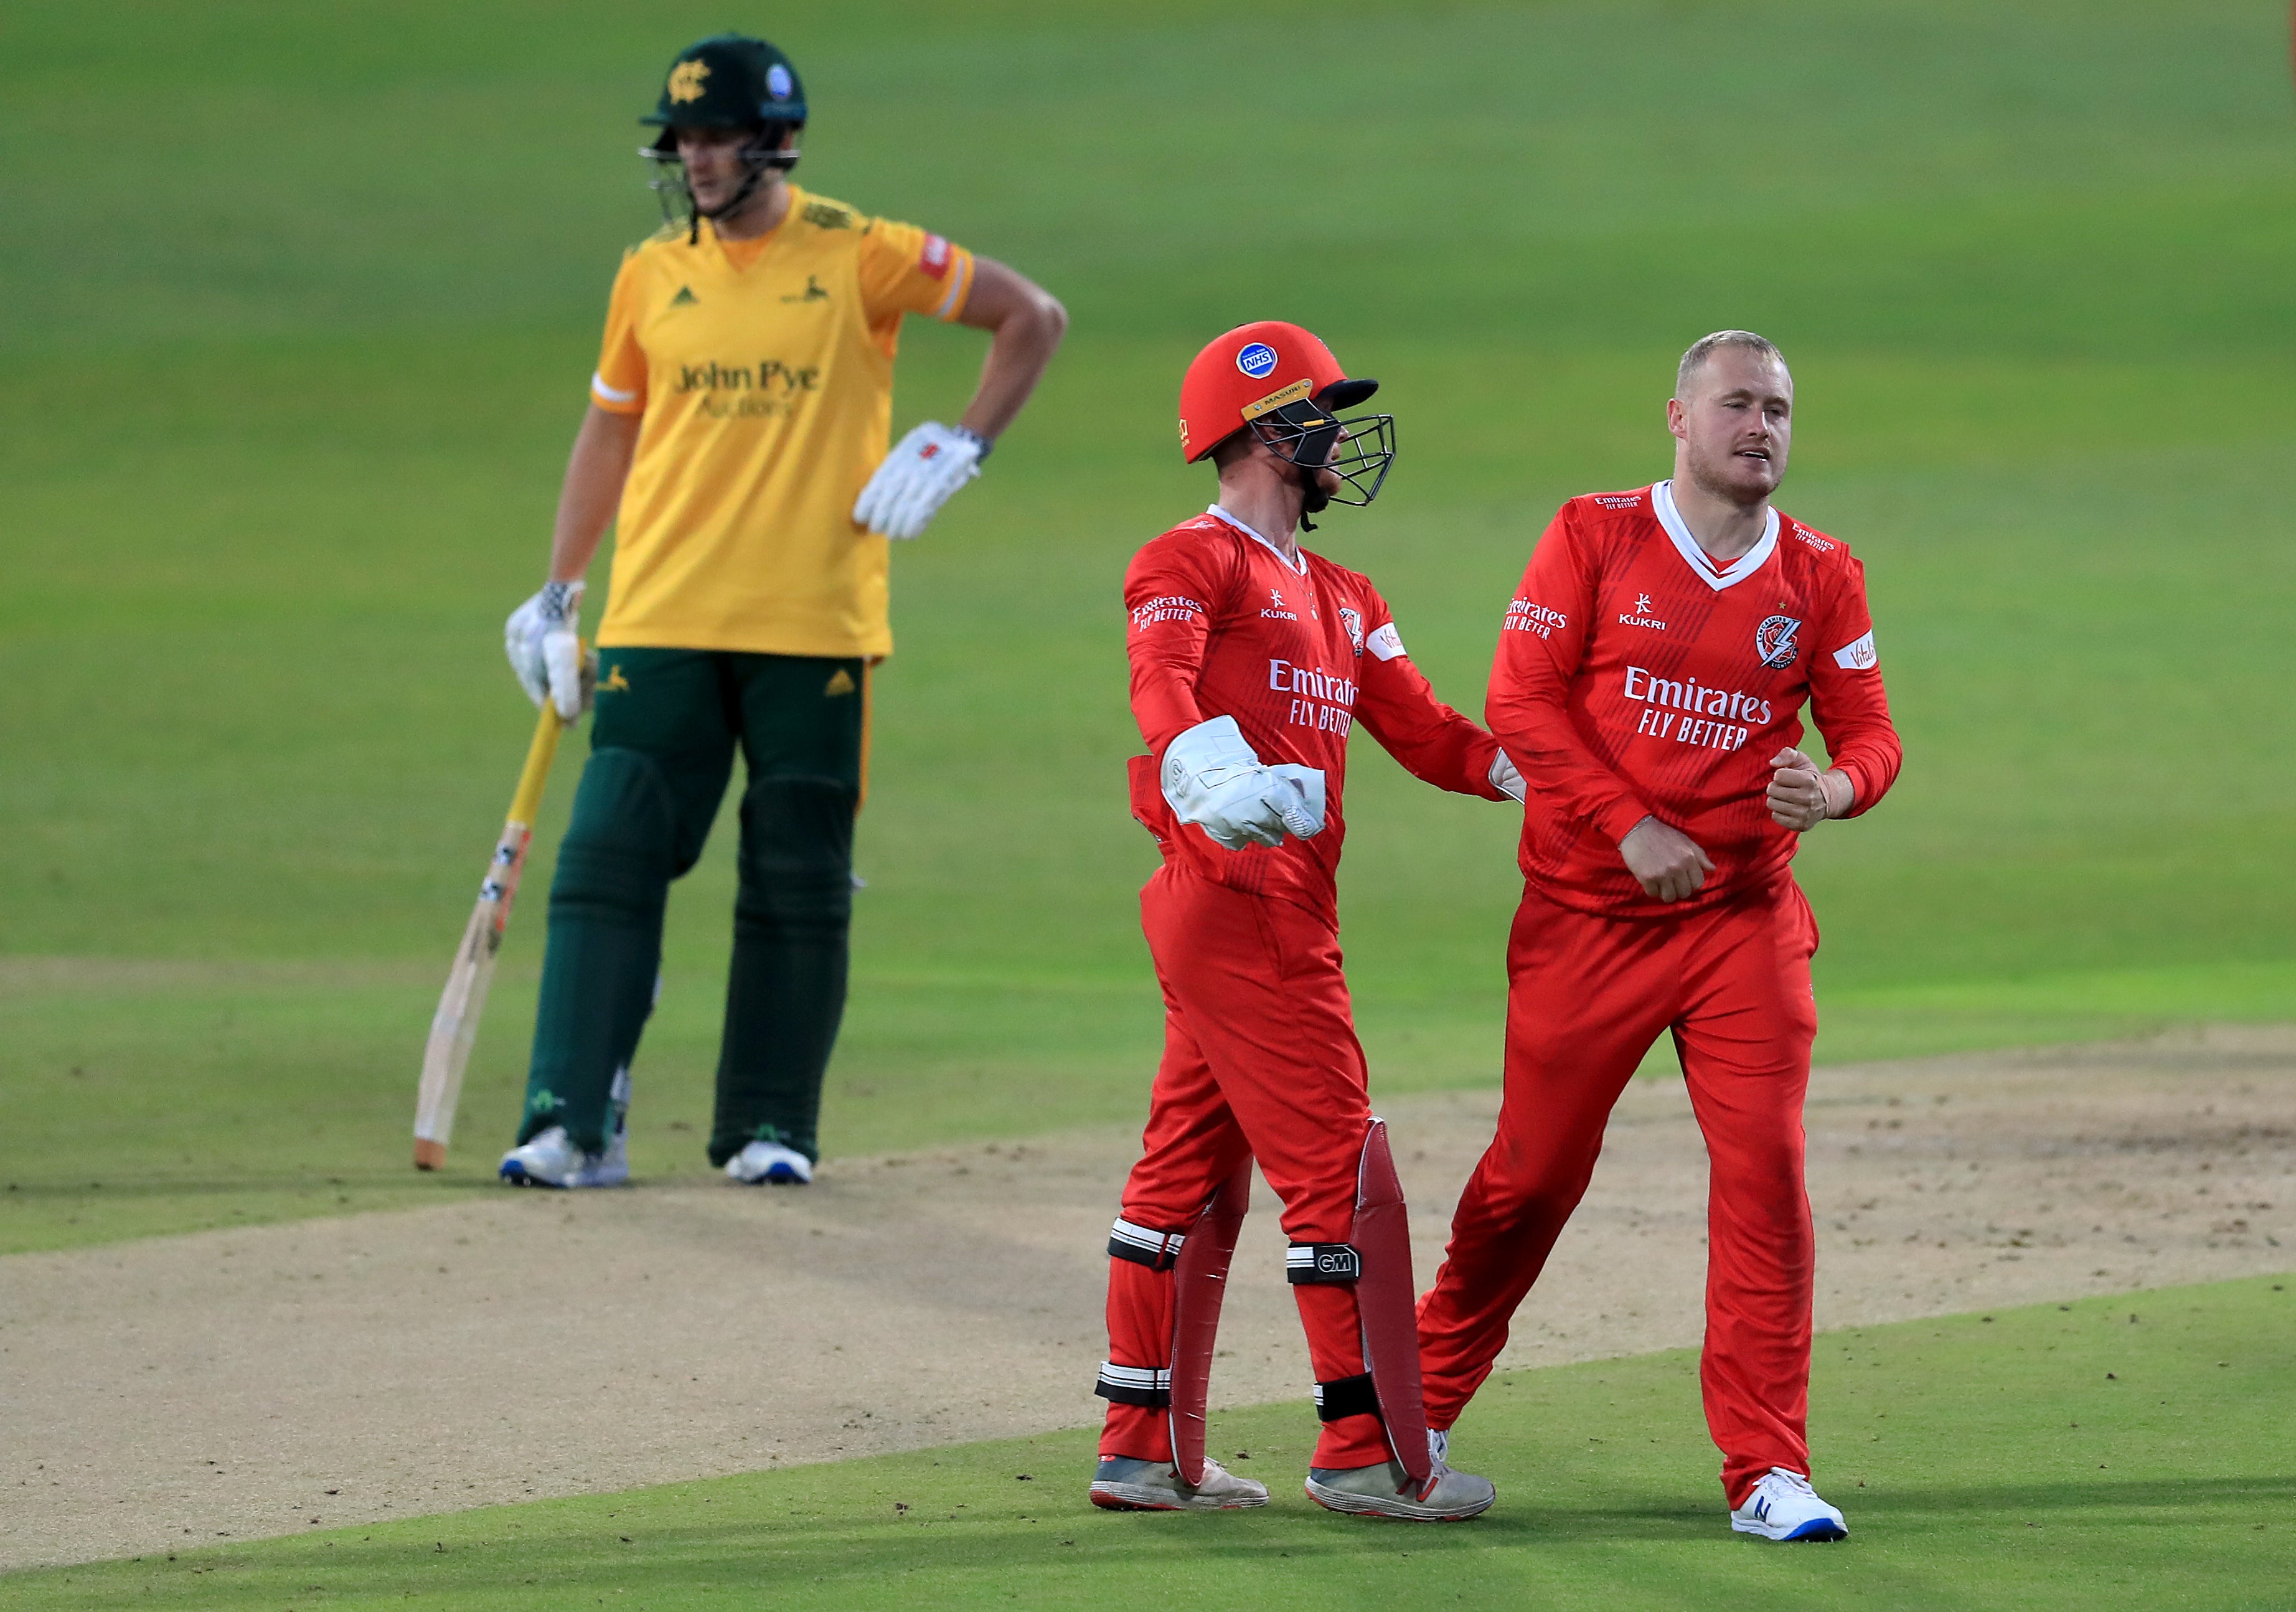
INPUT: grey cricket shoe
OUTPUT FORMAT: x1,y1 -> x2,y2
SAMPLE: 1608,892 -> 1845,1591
1089,1455 -> 1269,1511
1304,1453 -> 1495,1522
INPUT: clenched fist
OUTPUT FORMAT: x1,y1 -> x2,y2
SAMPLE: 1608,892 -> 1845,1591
1766,747 -> 1854,831
1618,816 -> 1714,903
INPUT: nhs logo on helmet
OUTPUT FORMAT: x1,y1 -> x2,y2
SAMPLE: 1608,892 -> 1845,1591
1235,342 -> 1279,380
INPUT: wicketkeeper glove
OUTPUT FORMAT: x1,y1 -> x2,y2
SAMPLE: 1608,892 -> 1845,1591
1489,748 -> 1527,803
852,422 -> 989,540
1160,715 -> 1327,851
504,580 -> 593,720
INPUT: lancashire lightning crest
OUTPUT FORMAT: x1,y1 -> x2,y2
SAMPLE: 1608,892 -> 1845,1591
1755,615 -> 1802,670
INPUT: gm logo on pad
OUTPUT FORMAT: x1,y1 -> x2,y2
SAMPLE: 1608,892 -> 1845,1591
1235,342 -> 1279,380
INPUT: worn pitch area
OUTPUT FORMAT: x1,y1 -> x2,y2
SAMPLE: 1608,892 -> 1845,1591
3,1027 -> 2289,1573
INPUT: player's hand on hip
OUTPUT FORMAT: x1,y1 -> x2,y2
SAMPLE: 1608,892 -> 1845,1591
1765,746 -> 1848,831
1160,715 -> 1325,851
504,580 -> 590,720
852,422 -> 988,540
1618,815 -> 1714,902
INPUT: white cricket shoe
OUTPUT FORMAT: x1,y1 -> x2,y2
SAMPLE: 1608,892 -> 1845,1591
725,1139 -> 813,1185
1730,1468 -> 1848,1541
1089,1456 -> 1268,1511
499,1124 -> 628,1189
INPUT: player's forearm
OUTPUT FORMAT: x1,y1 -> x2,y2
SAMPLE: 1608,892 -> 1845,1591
1822,738 -> 1896,819
1129,661 -> 1207,756
1489,689 -> 1649,841
547,405 -> 641,583
1360,677 -> 1505,799
954,263 -> 1066,443
1807,684 -> 1902,818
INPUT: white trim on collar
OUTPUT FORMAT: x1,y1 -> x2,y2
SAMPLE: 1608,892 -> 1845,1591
1206,504 -> 1307,574
1651,481 -> 1778,593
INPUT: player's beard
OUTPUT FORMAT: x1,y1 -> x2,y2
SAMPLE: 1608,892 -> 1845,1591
1686,438 -> 1781,507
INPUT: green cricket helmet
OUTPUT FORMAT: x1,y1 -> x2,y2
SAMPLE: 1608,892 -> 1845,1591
642,34 -> 807,146
639,35 -> 806,235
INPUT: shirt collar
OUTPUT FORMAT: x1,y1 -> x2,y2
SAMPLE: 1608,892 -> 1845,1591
1206,504 -> 1307,574
1651,481 -> 1779,593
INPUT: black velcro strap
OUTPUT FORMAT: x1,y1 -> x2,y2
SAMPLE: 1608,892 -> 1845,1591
1108,1216 -> 1185,1271
1286,1242 -> 1361,1284
1094,1362 -> 1171,1408
1314,1373 -> 1379,1423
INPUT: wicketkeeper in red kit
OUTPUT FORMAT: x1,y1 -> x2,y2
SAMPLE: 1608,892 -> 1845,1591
1416,331 -> 1903,1542
1084,323 -> 1519,1521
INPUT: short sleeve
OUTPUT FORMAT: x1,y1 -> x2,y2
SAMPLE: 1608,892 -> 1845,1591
857,217 -> 977,325
589,255 -> 647,415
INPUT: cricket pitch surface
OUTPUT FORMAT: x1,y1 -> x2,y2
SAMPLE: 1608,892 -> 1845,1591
4,1025 -> 2290,1572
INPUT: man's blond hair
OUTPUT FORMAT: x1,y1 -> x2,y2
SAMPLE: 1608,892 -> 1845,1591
1675,330 -> 1788,399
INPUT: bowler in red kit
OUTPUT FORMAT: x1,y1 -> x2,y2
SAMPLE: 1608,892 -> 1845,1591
1416,331 -> 1903,1542
1087,323 -> 1517,1522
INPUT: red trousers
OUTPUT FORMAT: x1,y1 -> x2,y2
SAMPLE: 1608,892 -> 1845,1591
1416,877 -> 1820,1506
1099,864 -> 1391,1470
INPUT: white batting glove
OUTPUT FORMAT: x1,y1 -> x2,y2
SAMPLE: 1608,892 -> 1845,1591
852,422 -> 988,540
1489,749 -> 1527,803
1160,715 -> 1327,851
505,580 -> 590,720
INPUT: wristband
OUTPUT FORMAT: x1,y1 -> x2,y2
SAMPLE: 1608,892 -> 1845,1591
539,578 -> 585,626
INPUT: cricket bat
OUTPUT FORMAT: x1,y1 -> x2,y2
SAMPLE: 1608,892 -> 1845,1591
412,699 -> 569,1169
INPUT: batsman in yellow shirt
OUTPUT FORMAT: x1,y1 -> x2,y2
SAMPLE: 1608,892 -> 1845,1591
499,34 -> 1066,1188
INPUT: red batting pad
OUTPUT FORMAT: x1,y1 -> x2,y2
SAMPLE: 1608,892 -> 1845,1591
1354,1119 -> 1433,1491
1168,1157 -> 1253,1486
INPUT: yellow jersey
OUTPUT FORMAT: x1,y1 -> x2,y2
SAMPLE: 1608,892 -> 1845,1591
587,185 -> 977,657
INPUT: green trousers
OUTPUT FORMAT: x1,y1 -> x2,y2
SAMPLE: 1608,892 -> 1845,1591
517,648 -> 867,1164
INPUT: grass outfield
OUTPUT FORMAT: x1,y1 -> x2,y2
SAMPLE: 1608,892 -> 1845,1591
9,1276 -> 2289,1607
7,0 -> 2296,1251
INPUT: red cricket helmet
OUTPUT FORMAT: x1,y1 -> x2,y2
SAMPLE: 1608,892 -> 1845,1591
1177,321 -> 1396,514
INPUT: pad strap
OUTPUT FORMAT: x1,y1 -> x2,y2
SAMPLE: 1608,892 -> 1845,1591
1094,1362 -> 1172,1408
1286,1242 -> 1362,1283
1314,1373 -> 1380,1423
1108,1216 -> 1186,1271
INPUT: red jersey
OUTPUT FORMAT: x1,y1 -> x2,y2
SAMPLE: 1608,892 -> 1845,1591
1491,481 -> 1902,917
1127,507 -> 1506,926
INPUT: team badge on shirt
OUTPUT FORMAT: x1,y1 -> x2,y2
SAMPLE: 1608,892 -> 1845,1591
1755,615 -> 1802,670
1339,606 -> 1364,654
